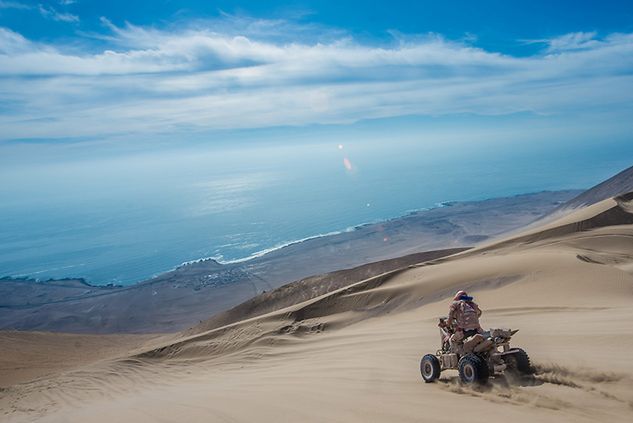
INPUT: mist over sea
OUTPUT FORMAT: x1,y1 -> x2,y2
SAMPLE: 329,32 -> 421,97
1,130 -> 632,286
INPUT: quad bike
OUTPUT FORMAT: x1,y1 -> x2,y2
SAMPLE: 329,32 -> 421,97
420,317 -> 532,384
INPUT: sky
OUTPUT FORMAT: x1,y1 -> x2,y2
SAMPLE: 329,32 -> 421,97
0,0 -> 632,148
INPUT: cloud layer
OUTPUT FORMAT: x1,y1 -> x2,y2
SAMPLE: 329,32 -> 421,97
1,18 -> 633,141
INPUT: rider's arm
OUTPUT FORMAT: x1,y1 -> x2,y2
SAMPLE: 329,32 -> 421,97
446,303 -> 456,326
474,302 -> 482,317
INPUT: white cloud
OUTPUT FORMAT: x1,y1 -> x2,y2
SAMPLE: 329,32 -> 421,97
0,21 -> 632,140
0,1 -> 31,9
38,4 -> 79,23
546,31 -> 601,52
525,31 -> 605,53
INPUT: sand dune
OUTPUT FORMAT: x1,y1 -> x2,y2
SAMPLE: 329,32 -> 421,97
0,332 -> 170,388
556,164 -> 633,210
1,193 -> 633,422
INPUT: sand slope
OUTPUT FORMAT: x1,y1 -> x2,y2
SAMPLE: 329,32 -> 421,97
557,164 -> 633,210
1,194 -> 633,422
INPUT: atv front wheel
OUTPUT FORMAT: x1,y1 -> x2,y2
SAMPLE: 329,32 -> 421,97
420,354 -> 441,383
458,354 -> 489,384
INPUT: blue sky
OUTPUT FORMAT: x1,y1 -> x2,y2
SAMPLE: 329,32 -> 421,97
1,1 -> 633,145
4,1 -> 633,50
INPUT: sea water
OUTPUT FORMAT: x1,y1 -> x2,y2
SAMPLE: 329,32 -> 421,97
1,133 -> 631,285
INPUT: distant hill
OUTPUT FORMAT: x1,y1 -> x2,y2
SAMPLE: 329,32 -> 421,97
559,165 -> 633,209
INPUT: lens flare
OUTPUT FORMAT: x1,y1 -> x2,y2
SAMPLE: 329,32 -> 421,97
343,157 -> 353,171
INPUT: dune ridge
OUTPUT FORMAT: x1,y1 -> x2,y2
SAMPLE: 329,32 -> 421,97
556,164 -> 633,210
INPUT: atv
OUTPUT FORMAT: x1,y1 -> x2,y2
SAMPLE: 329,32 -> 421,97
420,317 -> 531,384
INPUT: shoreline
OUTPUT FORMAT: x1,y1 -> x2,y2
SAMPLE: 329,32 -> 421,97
0,189 -> 579,288
0,189 -> 583,333
164,190 -> 574,273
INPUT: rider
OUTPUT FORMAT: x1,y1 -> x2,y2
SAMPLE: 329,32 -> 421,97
446,290 -> 483,351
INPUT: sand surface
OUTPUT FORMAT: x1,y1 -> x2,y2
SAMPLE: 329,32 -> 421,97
1,194 -> 633,422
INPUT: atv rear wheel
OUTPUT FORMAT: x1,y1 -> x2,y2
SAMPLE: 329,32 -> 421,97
458,354 -> 489,384
508,348 -> 532,374
420,354 -> 441,383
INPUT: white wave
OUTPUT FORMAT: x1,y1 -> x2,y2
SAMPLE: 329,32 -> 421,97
175,227 -> 356,269
28,263 -> 86,275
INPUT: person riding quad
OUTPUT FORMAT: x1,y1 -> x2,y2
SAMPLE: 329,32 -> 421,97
445,290 -> 483,352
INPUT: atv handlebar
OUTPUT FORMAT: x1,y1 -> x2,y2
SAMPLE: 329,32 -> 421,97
438,317 -> 455,334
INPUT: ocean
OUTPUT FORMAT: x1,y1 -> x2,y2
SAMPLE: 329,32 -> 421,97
1,135 -> 631,285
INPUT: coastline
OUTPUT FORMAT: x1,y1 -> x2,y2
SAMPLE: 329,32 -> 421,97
0,190 -> 578,333
0,189 -> 585,333
168,190 -> 577,275
1,189 -> 581,288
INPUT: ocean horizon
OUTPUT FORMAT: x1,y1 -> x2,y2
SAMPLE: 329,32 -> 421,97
2,135 -> 632,286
